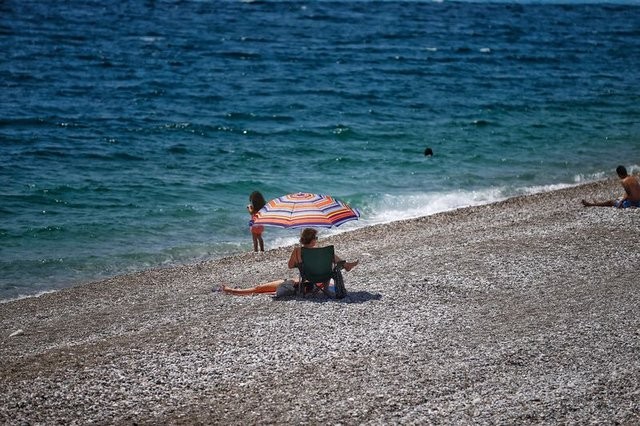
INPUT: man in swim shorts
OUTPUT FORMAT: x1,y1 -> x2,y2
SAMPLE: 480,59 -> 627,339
582,165 -> 640,208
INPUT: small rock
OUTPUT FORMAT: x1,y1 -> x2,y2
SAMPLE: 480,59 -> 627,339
9,329 -> 24,337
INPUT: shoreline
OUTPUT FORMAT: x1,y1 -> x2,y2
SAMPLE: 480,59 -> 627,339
1,178 -> 639,424
0,178 -> 594,305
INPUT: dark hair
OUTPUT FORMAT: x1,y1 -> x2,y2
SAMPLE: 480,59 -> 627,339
299,228 -> 317,245
249,191 -> 266,212
616,165 -> 628,178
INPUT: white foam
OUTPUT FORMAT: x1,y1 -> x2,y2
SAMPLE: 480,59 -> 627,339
358,176 -> 609,228
0,289 -> 57,304
520,182 -> 575,196
627,164 -> 640,174
362,188 -> 506,226
573,171 -> 607,184
140,36 -> 163,43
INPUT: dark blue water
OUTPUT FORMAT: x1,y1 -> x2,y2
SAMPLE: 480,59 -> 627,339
1,0 -> 640,300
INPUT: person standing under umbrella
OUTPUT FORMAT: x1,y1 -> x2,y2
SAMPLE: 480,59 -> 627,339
247,191 -> 266,252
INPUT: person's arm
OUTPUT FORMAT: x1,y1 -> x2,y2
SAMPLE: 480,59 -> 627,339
288,247 -> 300,269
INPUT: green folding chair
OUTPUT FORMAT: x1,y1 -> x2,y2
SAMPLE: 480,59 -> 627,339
298,245 -> 347,299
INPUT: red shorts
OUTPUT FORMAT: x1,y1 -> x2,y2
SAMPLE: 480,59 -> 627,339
251,225 -> 264,235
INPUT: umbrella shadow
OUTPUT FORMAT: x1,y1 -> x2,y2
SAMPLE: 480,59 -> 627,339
272,291 -> 383,304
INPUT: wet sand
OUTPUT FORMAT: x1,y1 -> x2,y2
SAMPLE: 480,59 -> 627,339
1,179 -> 639,424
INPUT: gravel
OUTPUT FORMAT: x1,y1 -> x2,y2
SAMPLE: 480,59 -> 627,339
1,179 -> 639,425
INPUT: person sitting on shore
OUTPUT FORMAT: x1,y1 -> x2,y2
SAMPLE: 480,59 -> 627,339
582,165 -> 640,208
220,228 -> 358,296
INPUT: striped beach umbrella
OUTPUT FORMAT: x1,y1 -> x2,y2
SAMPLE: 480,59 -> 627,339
253,192 -> 360,229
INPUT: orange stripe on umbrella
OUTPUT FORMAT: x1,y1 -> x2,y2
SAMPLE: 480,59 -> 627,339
253,192 -> 360,228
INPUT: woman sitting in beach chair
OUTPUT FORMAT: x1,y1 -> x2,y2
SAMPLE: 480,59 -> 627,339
287,228 -> 358,298
220,228 -> 358,298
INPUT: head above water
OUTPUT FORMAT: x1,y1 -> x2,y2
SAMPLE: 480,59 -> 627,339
616,165 -> 628,179
299,228 -> 318,245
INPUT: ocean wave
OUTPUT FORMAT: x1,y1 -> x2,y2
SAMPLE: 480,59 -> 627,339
25,149 -> 68,159
0,117 -> 55,128
167,144 -> 189,155
357,179 -> 606,228
220,51 -> 262,60
224,112 -> 295,123
363,189 -> 508,226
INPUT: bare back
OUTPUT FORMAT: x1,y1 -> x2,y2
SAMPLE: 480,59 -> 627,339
622,175 -> 640,202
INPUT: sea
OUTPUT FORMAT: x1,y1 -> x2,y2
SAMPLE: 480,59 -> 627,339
1,0 -> 639,301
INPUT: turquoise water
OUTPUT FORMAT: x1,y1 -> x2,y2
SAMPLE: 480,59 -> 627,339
1,1 -> 639,300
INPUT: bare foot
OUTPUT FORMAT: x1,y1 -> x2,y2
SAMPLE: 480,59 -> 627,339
344,260 -> 359,272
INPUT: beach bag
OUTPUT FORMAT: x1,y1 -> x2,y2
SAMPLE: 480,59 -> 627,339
332,267 -> 347,299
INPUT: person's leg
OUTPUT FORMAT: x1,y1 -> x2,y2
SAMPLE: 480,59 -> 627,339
344,260 -> 358,271
582,199 -> 616,207
258,234 -> 264,252
252,233 -> 259,252
334,255 -> 359,271
221,279 -> 284,295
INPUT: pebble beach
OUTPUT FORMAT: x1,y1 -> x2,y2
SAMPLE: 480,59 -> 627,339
1,179 -> 639,425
